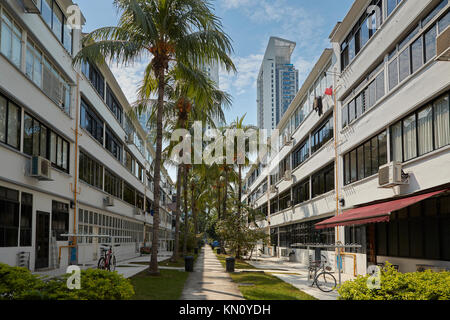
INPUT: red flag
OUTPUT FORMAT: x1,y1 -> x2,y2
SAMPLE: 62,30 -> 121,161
325,87 -> 333,96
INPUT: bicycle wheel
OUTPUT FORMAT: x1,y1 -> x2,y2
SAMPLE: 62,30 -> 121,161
98,257 -> 106,270
315,272 -> 337,293
108,255 -> 116,271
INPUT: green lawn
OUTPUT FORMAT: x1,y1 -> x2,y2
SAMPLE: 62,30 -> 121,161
130,269 -> 189,300
214,252 -> 258,270
229,272 -> 317,300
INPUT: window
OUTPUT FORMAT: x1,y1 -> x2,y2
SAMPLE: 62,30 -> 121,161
388,58 -> 398,90
375,195 -> 450,261
293,179 -> 309,205
422,0 -> 447,27
20,193 -> 32,247
403,114 -> 417,161
123,183 -> 136,206
424,25 -> 437,62
344,131 -> 388,185
79,151 -> 103,189
1,10 -> 22,68
106,86 -> 123,123
26,43 -> 43,88
410,37 -> 423,74
52,201 -> 68,241
312,163 -> 334,198
387,0 -> 402,17
391,92 -> 450,162
0,94 -> 21,150
375,71 -> 385,100
105,127 -> 122,162
278,191 -> 291,211
311,116 -> 333,153
81,99 -> 104,144
40,0 -> 73,53
125,150 -> 135,174
439,10 -> 450,32
340,0 -> 383,71
342,105 -> 348,128
82,60 -> 105,98
105,169 -> 122,199
292,140 -> 309,169
23,113 -> 69,172
0,186 -> 19,247
398,48 -> 410,83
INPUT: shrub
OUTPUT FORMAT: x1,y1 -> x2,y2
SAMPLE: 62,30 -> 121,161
45,269 -> 135,300
0,263 -> 45,300
0,263 -> 134,300
338,263 -> 450,300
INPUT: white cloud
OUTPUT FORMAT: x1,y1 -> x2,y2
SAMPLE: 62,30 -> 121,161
220,54 -> 263,96
108,60 -> 148,104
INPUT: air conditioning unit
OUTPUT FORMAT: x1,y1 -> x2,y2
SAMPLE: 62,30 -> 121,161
284,170 -> 292,181
125,133 -> 134,145
436,25 -> 450,61
378,162 -> 409,188
28,156 -> 52,181
134,208 -> 143,216
21,0 -> 41,14
282,135 -> 293,146
270,185 -> 277,193
104,196 -> 114,207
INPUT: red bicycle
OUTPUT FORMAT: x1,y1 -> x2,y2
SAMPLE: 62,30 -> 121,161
98,244 -> 116,271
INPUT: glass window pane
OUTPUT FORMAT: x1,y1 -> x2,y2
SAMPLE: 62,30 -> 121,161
399,48 -> 410,82
357,146 -> 365,180
411,37 -> 423,73
439,10 -> 450,33
349,100 -> 356,123
364,141 -> 371,178
434,94 -> 450,149
356,94 -> 363,118
1,14 -> 12,61
389,58 -> 398,90
418,106 -> 434,155
0,96 -> 6,143
62,140 -> 68,170
50,132 -> 57,163
52,3 -> 63,41
7,101 -> 20,149
41,0 -> 52,27
403,114 -> 417,161
425,25 -> 437,62
350,149 -> 357,183
57,136 -> 63,167
378,131 -> 388,166
376,71 -> 385,101
367,80 -> 376,109
391,122 -> 403,162
23,114 -> 33,154
371,136 -> 379,175
40,125 -> 47,158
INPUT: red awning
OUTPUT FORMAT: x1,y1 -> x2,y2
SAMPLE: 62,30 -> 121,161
315,189 -> 448,229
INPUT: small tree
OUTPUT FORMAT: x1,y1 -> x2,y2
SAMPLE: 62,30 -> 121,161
215,204 -> 268,258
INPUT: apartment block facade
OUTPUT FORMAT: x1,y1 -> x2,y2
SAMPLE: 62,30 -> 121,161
257,37 -> 299,132
244,0 -> 450,275
0,0 -> 175,271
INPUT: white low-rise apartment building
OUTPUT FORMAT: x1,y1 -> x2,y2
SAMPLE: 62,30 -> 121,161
244,0 -> 450,275
0,0 -> 174,271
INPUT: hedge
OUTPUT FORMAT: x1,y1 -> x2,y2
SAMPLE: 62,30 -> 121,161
338,263 -> 450,300
0,263 -> 134,300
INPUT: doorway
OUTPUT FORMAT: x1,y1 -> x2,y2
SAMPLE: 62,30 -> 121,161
35,211 -> 50,269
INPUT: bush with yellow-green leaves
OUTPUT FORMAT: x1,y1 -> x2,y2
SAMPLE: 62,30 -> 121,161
338,263 -> 450,300
0,263 -> 134,300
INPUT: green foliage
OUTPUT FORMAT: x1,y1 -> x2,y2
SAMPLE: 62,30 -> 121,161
0,263 -> 45,300
338,263 -> 450,300
0,263 -> 134,300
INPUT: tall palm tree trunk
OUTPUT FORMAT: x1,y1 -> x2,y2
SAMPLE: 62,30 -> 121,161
171,165 -> 182,262
191,185 -> 197,236
150,69 -> 165,275
236,164 -> 242,259
183,164 -> 189,256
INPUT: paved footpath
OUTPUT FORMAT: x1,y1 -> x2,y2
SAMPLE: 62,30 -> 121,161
180,245 -> 244,300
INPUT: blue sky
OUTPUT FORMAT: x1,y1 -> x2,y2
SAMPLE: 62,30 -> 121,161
75,0 -> 354,126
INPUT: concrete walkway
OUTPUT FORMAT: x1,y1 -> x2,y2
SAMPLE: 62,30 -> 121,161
180,246 -> 244,300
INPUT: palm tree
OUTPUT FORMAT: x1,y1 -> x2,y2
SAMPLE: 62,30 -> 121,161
74,0 -> 235,274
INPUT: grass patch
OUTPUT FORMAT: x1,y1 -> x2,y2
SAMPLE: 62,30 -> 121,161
214,252 -> 258,270
128,253 -> 199,268
230,272 -> 317,300
130,268 -> 189,300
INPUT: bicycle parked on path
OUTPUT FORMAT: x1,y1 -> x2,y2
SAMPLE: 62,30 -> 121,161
308,254 -> 337,292
98,244 -> 116,271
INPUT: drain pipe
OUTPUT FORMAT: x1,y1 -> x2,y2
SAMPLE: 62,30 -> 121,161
71,73 -> 81,256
